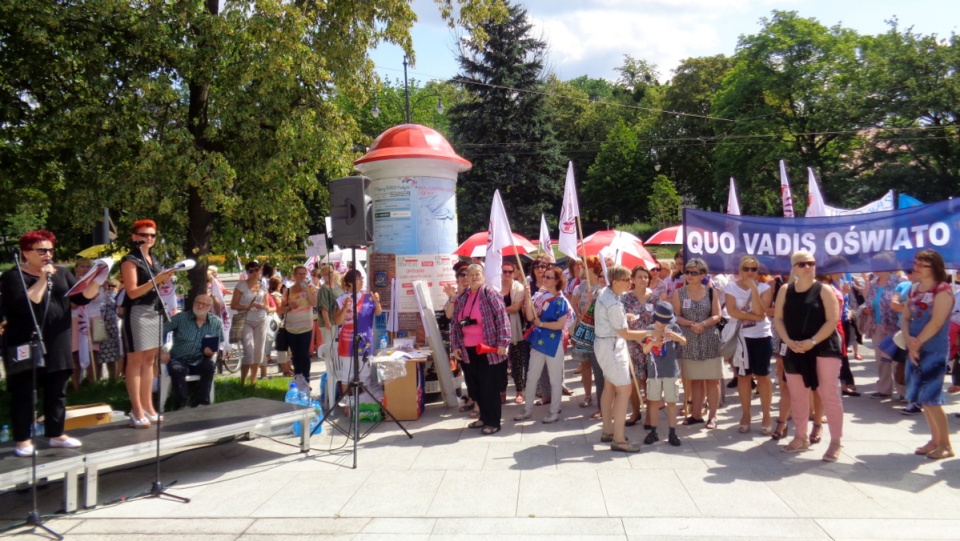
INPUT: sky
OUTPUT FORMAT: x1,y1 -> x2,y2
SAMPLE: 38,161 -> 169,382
370,0 -> 958,85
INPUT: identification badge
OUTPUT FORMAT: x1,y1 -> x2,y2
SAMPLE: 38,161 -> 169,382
922,293 -> 933,303
682,299 -> 691,309
780,342 -> 788,356
644,303 -> 654,312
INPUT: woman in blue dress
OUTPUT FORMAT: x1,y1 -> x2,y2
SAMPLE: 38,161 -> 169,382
902,249 -> 954,460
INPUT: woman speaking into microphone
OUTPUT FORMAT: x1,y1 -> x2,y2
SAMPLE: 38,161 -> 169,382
1,230 -> 100,456
120,219 -> 176,429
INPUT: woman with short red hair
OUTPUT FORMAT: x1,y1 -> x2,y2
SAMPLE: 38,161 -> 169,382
120,219 -> 176,428
1,230 -> 100,456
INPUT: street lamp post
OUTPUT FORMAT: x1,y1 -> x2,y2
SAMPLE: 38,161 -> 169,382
371,56 -> 444,123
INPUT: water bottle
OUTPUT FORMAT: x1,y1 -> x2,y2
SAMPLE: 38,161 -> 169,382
284,383 -> 299,404
0,425 -> 10,443
379,334 -> 388,354
34,422 -> 44,437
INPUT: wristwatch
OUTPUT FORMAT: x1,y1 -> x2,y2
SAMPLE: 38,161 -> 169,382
810,338 -> 817,346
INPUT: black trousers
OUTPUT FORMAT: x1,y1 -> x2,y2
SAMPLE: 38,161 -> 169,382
287,331 -> 313,382
8,368 -> 71,442
167,357 -> 215,407
465,346 -> 507,428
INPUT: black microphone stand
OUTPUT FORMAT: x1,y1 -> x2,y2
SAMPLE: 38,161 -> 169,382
2,252 -> 61,540
124,242 -> 189,504
314,245 -> 411,468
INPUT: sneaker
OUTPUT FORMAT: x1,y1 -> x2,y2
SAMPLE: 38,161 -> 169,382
13,444 -> 35,457
897,395 -> 908,404
513,411 -> 532,421
49,436 -> 82,449
542,413 -> 560,424
668,432 -> 681,447
901,403 -> 922,415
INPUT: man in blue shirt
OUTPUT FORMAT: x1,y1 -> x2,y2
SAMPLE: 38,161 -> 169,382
163,294 -> 223,408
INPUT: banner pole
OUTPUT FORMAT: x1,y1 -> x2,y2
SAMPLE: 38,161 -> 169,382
576,216 -> 592,288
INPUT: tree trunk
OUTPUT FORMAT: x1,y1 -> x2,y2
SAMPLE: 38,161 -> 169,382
185,78 -> 214,310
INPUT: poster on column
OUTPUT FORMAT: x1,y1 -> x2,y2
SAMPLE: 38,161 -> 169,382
371,177 -> 458,255
370,253 -> 458,337
682,199 -> 960,275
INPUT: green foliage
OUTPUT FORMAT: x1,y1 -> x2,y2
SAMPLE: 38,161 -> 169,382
585,120 -> 652,225
648,175 -> 682,228
449,2 -> 565,238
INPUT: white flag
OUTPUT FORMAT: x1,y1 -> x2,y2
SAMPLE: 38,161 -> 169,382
779,160 -> 795,218
805,168 -> 828,217
539,214 -> 552,255
726,177 -> 741,216
486,190 -> 516,293
558,161 -> 581,259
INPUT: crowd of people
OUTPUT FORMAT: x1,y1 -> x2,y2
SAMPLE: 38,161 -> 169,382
443,248 -> 957,460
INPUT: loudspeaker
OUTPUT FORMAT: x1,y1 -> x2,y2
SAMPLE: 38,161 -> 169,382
329,176 -> 373,246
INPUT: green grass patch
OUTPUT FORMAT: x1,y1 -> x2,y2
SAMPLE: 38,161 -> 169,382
0,375 -> 291,426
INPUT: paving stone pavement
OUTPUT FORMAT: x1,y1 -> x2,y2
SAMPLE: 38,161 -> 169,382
2,345 -> 959,540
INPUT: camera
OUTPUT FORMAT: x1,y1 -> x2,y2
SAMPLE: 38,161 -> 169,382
458,317 -> 478,328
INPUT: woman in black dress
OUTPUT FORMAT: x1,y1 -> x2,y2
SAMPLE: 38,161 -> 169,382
1,230 -> 100,456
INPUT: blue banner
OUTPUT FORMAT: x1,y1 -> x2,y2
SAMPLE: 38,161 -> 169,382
683,199 -> 960,275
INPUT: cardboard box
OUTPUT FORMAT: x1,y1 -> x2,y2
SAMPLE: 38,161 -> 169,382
382,359 -> 427,421
64,403 -> 113,430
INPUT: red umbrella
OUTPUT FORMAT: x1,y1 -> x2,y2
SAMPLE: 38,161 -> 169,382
580,230 -> 657,269
646,225 -> 685,245
454,231 -> 537,258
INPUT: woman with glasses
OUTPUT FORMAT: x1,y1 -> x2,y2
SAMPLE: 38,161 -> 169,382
449,264 -> 511,435
595,265 -> 649,452
648,262 -> 668,302
515,266 -> 571,423
902,250 -> 954,459
333,269 -> 380,399
121,219 -> 176,428
501,260 -> 528,404
444,261 -> 478,415
725,255 -> 775,435
527,254 -> 571,404
621,265 -> 655,426
2,230 -> 101,456
773,250 -> 844,460
231,260 -> 273,386
671,258 -> 722,428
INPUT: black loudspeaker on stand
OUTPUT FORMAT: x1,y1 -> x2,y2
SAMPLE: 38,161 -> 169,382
314,176 -> 411,468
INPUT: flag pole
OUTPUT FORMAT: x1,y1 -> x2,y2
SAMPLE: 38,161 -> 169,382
576,216 -> 592,288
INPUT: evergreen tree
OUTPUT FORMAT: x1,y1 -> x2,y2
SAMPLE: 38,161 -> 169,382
448,2 -> 564,239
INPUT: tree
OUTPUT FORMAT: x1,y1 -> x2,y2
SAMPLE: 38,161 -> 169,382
711,11 -> 875,215
584,120 -> 652,226
647,175 -> 681,229
0,0 -> 506,301
448,1 -> 564,238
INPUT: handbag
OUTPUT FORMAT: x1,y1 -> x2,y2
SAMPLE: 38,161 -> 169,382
570,299 -> 597,350
3,337 -> 45,376
719,317 -> 742,358
229,310 -> 248,343
91,317 -> 107,343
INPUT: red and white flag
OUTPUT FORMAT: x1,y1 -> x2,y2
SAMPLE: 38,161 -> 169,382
805,167 -> 828,217
726,177 -> 741,216
779,160 -> 795,218
485,190 -> 516,293
558,161 -> 581,259
538,214 -> 552,256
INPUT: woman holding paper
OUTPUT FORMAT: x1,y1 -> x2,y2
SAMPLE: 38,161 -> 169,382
901,250 -> 954,459
282,265 -> 320,383
1,230 -> 100,456
121,219 -> 176,428
449,264 -> 511,435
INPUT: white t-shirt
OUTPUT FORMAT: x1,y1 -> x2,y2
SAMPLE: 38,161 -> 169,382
723,281 -> 772,339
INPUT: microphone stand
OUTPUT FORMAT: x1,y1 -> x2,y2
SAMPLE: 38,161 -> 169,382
2,253 -> 61,540
125,243 -> 189,504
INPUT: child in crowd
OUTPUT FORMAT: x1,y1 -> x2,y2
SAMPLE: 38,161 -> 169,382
643,302 -> 687,446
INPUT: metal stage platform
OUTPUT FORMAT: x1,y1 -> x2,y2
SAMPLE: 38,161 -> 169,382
0,397 -> 311,512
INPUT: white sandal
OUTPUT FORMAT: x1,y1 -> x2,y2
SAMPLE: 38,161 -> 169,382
129,414 -> 150,429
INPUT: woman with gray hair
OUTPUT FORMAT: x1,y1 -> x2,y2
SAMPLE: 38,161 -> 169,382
671,257 -> 723,429
594,265 -> 648,452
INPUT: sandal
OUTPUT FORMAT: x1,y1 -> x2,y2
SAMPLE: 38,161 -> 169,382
590,410 -> 603,420
467,420 -> 484,429
771,421 -> 789,441
822,442 -> 843,462
926,446 -> 956,460
810,423 -> 823,444
705,418 -> 718,430
481,426 -> 501,436
579,396 -> 593,408
610,440 -> 642,453
760,423 -> 773,436
915,441 -> 938,455
781,438 -> 811,453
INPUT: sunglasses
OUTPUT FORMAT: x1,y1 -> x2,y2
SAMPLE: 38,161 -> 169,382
136,232 -> 157,239
741,266 -> 758,272
534,264 -> 549,269
794,261 -> 816,268
913,261 -> 932,268
684,270 -> 703,276
543,275 -> 558,280
650,267 -> 661,272
456,273 -> 467,278
502,269 -> 514,274
29,248 -> 54,255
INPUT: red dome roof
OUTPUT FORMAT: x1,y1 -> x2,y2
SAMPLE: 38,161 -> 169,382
354,124 -> 471,169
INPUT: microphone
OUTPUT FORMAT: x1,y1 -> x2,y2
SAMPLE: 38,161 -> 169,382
132,239 -> 147,246
45,259 -> 54,291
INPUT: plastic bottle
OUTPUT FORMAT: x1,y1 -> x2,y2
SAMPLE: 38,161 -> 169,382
284,383 -> 299,404
379,334 -> 388,353
0,425 -> 10,443
34,421 -> 44,437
